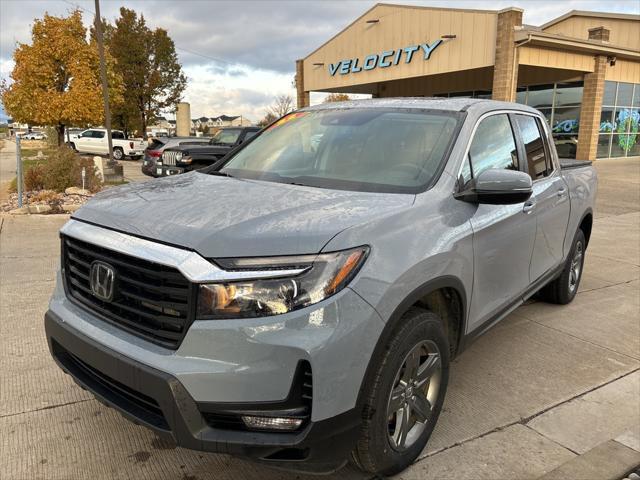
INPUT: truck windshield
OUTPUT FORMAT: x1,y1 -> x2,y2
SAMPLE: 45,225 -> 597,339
218,108 -> 460,193
210,129 -> 241,145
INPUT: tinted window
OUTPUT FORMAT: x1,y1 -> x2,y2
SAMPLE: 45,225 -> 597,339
516,115 -> 549,179
148,139 -> 165,150
111,131 -> 125,139
93,130 -> 105,139
462,114 -> 518,185
211,129 -> 242,144
244,130 -> 258,140
219,109 -> 460,193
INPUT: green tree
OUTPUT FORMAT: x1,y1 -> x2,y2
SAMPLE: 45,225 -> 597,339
1,10 -> 122,145
105,8 -> 186,136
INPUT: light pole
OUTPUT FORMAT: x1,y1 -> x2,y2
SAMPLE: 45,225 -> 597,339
94,0 -> 114,166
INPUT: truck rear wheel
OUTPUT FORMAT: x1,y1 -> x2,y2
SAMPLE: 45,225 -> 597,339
538,228 -> 586,305
112,147 -> 124,160
351,307 -> 449,476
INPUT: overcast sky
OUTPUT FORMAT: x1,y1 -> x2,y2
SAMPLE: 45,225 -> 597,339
1,0 -> 638,122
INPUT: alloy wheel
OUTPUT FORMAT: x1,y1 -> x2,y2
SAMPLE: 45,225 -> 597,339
568,241 -> 583,293
387,340 -> 442,452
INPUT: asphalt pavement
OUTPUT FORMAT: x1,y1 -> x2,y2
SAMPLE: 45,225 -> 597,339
1,155 -> 638,480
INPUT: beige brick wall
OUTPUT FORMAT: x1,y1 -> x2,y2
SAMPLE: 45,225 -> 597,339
576,55 -> 607,161
296,60 -> 310,109
492,8 -> 523,102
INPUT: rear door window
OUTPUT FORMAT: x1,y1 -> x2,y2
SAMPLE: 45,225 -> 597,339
515,114 -> 550,179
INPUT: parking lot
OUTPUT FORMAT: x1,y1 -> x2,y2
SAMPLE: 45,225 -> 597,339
1,156 -> 639,479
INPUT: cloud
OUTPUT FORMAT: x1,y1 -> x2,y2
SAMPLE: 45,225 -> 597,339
1,0 -> 638,119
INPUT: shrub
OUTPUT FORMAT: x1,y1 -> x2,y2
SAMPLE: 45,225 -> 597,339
31,190 -> 61,203
41,146 -> 102,193
24,163 -> 46,191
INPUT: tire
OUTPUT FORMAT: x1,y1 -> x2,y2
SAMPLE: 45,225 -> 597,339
538,229 -> 586,305
69,143 -> 76,151
112,147 -> 124,160
351,307 -> 450,476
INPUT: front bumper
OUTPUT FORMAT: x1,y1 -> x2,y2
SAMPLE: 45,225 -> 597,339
141,157 -> 159,177
45,310 -> 361,472
155,163 -> 185,176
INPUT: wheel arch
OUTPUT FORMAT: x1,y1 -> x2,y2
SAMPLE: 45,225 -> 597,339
355,276 -> 467,412
578,209 -> 593,248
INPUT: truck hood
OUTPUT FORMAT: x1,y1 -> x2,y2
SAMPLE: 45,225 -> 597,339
73,172 -> 414,258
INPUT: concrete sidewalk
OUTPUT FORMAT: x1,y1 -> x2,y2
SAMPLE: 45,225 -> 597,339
1,159 -> 638,480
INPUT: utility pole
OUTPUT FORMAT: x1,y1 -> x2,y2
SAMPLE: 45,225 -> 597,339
16,134 -> 23,208
94,0 -> 114,166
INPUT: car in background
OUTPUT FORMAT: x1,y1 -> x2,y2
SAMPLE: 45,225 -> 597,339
22,131 -> 47,140
156,126 -> 260,177
142,136 -> 212,177
70,128 -> 146,160
65,128 -> 85,144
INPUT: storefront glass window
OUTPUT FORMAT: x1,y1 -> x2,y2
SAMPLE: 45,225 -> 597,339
552,107 -> 581,135
554,82 -> 583,107
527,85 -> 554,109
603,82 -> 617,106
516,82 -> 584,158
617,83 -> 634,107
599,81 -> 640,158
597,134 -> 611,159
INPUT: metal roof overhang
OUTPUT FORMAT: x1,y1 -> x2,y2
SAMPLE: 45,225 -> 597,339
515,30 -> 640,61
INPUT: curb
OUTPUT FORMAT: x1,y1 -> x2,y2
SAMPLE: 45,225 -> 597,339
7,204 -> 80,215
537,440 -> 640,480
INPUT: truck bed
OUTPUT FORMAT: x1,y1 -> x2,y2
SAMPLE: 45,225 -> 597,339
560,159 -> 592,170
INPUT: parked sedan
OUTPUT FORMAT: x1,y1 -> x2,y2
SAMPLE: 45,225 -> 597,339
142,136 -> 212,177
22,131 -> 47,140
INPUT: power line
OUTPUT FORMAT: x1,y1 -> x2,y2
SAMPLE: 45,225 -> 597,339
60,0 -> 237,67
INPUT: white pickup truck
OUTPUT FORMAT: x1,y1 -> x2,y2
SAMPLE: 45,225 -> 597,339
69,128 -> 146,160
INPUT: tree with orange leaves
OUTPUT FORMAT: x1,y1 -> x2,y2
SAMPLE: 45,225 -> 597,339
1,10 -> 122,145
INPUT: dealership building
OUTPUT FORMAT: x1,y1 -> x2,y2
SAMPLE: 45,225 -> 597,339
295,4 -> 639,160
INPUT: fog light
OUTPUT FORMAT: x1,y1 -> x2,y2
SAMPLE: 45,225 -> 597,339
241,415 -> 303,431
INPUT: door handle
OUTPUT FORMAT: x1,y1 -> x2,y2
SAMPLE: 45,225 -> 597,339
523,200 -> 536,214
557,187 -> 567,197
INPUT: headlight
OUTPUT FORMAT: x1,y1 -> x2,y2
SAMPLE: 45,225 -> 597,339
176,151 -> 183,161
197,246 -> 369,319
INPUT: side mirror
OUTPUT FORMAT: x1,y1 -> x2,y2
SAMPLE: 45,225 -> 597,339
455,168 -> 532,205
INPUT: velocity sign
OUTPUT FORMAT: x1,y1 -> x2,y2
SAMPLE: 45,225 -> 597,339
328,40 -> 443,76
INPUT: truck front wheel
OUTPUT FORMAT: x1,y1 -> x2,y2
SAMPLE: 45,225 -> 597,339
538,228 -> 586,304
351,308 -> 449,476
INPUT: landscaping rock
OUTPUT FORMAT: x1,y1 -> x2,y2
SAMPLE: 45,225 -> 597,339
27,204 -> 51,214
8,207 -> 28,215
62,204 -> 81,213
1,189 -> 94,213
64,187 -> 90,196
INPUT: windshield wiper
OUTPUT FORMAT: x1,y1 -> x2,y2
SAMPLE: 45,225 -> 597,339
208,170 -> 234,178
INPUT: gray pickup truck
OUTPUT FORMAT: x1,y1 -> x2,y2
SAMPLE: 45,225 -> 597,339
45,98 -> 597,476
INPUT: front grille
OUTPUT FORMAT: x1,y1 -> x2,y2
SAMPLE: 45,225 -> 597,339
162,150 -> 178,166
52,340 -> 169,430
62,234 -> 195,349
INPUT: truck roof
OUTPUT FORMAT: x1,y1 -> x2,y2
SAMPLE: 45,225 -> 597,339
301,97 -> 541,115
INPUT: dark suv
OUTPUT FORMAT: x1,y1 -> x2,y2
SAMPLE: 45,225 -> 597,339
142,137 -> 212,177
156,126 -> 260,176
